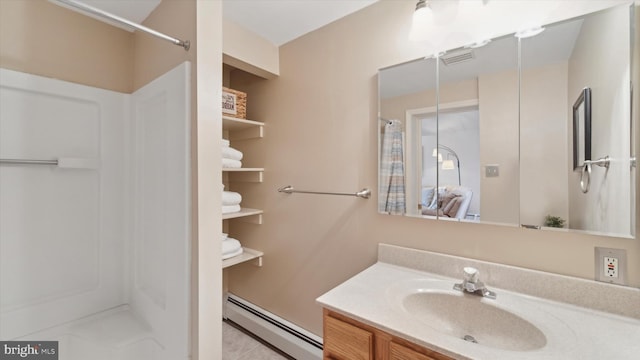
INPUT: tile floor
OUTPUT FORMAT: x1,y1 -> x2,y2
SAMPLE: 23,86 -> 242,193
222,320 -> 294,360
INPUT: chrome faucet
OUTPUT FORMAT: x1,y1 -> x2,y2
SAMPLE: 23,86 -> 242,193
453,267 -> 496,299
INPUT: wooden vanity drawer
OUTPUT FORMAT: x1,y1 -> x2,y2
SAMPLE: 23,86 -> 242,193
323,309 -> 454,360
389,341 -> 439,360
324,314 -> 373,360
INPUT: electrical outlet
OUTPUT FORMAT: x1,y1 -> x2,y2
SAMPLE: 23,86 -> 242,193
595,247 -> 627,285
604,257 -> 618,278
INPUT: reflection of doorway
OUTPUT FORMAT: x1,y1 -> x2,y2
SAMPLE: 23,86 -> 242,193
405,101 -> 480,219
422,108 -> 480,217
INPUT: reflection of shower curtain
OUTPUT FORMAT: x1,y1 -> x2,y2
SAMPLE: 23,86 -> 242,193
379,120 -> 406,215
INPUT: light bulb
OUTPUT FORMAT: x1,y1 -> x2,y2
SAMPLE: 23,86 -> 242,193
409,4 -> 433,42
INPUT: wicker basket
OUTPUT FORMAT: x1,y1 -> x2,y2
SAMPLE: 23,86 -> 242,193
222,87 -> 247,119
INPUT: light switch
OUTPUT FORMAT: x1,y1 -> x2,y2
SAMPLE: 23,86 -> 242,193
485,165 -> 499,178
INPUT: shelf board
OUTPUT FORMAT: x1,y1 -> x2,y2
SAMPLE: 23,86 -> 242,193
222,247 -> 263,269
223,116 -> 264,140
223,168 -> 264,182
222,167 -> 264,172
222,208 -> 263,224
222,116 -> 264,129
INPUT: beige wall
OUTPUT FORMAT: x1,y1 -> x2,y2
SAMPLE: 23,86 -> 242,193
478,68 -> 519,224
223,18 -> 279,79
380,78 -> 477,122
133,0 -> 196,91
0,0 -> 133,93
227,0 -> 639,338
520,62 -> 570,226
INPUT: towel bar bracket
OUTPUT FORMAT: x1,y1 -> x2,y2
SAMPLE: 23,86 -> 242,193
580,156 -> 610,193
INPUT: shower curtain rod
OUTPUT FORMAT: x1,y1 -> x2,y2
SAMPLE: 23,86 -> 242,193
53,0 -> 190,51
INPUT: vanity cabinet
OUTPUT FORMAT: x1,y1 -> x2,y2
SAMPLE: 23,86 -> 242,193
323,309 -> 454,360
222,115 -> 265,268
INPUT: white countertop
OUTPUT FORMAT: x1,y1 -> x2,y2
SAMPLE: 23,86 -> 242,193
316,245 -> 640,360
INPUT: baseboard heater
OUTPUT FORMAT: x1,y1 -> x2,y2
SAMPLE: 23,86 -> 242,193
225,294 -> 323,360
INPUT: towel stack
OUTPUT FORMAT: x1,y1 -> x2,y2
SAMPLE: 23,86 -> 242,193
222,233 -> 243,260
222,139 -> 243,169
222,189 -> 242,214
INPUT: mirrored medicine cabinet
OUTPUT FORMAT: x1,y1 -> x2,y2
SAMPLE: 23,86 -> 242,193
378,3 -> 636,238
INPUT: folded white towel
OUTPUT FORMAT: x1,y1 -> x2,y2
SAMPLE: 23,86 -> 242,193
222,237 -> 242,255
222,191 -> 242,206
222,204 -> 241,214
222,139 -> 230,147
222,158 -> 242,169
221,233 -> 228,241
222,247 -> 243,260
222,146 -> 243,161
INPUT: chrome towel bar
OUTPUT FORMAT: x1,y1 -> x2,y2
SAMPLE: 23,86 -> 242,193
0,159 -> 58,166
278,185 -> 371,199
0,158 -> 98,169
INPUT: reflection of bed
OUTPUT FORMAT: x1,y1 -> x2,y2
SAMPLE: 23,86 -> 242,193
421,186 -> 473,219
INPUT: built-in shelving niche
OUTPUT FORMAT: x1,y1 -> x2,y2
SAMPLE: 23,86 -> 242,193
222,116 -> 265,268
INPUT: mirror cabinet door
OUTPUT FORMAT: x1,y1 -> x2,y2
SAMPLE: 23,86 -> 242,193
519,4 -> 634,236
379,58 -> 437,216
435,35 -> 519,225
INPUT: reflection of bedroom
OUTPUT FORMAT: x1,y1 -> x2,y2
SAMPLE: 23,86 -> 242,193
421,108 -> 480,220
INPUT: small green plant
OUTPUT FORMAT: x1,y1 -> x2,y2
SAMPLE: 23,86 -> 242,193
544,215 -> 566,228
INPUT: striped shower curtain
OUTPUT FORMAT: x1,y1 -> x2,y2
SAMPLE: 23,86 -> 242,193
379,120 -> 406,215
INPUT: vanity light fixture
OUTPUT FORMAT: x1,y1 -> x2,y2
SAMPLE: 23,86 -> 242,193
409,0 -> 432,42
514,26 -> 545,39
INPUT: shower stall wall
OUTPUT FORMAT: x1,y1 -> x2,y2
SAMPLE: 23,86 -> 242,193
0,62 -> 191,360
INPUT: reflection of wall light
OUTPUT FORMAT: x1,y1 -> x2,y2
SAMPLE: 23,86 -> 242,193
515,26 -> 545,38
465,39 -> 491,49
442,159 -> 455,170
431,148 -> 443,162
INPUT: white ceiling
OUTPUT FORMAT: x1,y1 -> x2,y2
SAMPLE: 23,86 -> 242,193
58,0 -> 380,46
223,0 -> 380,46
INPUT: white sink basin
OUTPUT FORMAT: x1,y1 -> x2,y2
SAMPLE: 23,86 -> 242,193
386,279 -> 572,353
318,255 -> 640,360
402,291 -> 546,351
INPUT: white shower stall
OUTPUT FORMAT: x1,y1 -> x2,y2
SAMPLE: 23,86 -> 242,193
0,62 -> 191,360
